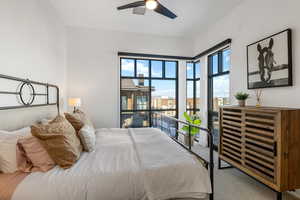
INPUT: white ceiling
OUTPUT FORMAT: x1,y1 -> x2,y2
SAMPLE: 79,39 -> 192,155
49,0 -> 244,37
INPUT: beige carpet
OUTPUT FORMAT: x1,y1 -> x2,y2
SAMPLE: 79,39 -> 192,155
189,143 -> 300,200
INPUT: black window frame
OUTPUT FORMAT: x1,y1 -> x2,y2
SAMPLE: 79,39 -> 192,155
186,61 -> 200,115
207,47 -> 231,149
120,57 -> 179,128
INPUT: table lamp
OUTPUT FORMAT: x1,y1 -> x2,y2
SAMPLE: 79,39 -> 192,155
68,98 -> 81,113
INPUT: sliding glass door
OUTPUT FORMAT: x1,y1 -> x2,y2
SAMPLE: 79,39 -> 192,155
120,58 -> 178,129
208,48 -> 231,149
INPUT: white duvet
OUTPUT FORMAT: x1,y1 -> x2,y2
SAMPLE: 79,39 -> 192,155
12,128 -> 211,200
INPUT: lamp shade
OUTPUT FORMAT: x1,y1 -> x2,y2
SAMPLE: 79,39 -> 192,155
68,98 -> 81,107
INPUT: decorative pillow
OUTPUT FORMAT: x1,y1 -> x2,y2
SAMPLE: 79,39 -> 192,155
0,128 -> 31,173
0,137 -> 22,173
31,116 -> 82,169
64,110 -> 94,133
16,136 -> 55,172
78,125 -> 96,152
37,118 -> 52,125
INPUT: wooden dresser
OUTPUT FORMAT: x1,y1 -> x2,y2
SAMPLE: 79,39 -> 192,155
219,106 -> 300,198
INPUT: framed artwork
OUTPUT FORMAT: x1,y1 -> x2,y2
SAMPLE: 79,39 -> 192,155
247,29 -> 292,89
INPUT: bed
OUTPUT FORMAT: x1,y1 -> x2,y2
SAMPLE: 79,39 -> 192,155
0,74 -> 214,200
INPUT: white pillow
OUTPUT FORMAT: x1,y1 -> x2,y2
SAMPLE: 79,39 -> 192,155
78,125 -> 96,152
0,127 -> 31,139
0,127 -> 31,173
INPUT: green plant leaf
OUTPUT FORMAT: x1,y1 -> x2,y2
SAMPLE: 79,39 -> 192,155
181,112 -> 202,136
183,112 -> 192,123
234,92 -> 249,100
182,126 -> 189,132
193,119 -> 202,125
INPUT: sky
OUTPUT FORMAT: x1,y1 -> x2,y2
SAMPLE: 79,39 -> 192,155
122,56 -> 230,99
122,59 -> 176,98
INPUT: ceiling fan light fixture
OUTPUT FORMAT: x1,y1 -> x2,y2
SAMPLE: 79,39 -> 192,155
145,0 -> 158,10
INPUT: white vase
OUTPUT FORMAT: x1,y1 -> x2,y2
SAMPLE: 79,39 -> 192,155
238,100 -> 246,107
184,135 -> 195,146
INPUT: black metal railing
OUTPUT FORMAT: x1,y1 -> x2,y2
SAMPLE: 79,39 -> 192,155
152,112 -> 214,200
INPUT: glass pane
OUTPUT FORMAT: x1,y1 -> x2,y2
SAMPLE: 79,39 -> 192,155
136,60 -> 149,78
121,79 -> 149,110
136,96 -> 148,110
213,74 -> 230,112
121,112 -> 149,128
212,54 -> 218,75
222,49 -> 231,72
195,62 -> 200,78
186,110 -> 194,116
121,96 -> 128,110
186,81 -> 194,110
151,80 -> 176,110
196,80 -> 200,109
151,60 -> 163,78
212,115 -> 220,147
165,61 -> 177,78
121,59 -> 134,77
186,62 -> 194,79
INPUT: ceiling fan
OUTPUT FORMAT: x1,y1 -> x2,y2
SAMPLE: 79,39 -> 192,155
117,0 -> 177,19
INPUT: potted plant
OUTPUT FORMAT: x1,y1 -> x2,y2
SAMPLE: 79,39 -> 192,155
182,112 -> 201,146
235,92 -> 249,107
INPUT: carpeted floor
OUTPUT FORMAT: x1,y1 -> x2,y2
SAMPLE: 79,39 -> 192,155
190,143 -> 300,200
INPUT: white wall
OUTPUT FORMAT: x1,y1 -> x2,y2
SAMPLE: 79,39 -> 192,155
193,0 -> 300,109
0,0 -> 67,109
66,27 -> 192,128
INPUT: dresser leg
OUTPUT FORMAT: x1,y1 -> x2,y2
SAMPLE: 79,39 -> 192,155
218,157 -> 233,170
276,192 -> 282,200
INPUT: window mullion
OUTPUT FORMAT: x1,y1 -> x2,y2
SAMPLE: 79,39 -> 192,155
149,59 -> 152,126
134,59 -> 137,77
218,51 -> 223,73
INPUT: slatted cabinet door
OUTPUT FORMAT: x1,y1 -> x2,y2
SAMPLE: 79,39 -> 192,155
219,106 -> 300,194
243,110 -> 278,184
220,108 -> 243,165
219,106 -> 282,191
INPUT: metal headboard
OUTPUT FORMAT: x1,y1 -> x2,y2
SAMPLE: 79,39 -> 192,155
0,74 -> 60,113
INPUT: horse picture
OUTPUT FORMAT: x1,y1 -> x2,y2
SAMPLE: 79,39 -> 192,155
247,29 -> 292,89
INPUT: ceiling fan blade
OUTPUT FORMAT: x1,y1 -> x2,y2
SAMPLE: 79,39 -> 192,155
117,1 -> 145,10
154,2 -> 177,19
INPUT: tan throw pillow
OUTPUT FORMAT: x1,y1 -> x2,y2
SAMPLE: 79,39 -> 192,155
16,136 -> 56,172
78,125 -> 96,152
64,110 -> 94,132
31,116 -> 82,169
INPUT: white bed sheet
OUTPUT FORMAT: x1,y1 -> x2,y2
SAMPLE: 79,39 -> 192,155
12,128 -> 211,200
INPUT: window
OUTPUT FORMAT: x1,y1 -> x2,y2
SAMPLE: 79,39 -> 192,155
151,60 -> 163,77
208,48 -> 231,148
120,58 -> 178,129
136,96 -> 148,110
121,59 -> 135,77
165,61 -> 177,78
186,61 -> 200,115
121,96 -> 128,110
